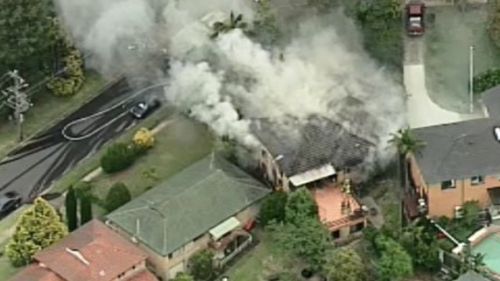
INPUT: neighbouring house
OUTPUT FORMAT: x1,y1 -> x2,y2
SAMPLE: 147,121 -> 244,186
106,154 -> 270,280
407,86 -> 500,219
251,115 -> 371,240
9,219 -> 158,281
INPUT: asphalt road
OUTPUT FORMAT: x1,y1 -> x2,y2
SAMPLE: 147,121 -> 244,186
0,78 -> 162,202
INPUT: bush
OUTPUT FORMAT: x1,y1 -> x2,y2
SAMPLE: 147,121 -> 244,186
100,143 -> 137,173
356,0 -> 403,68
473,68 -> 500,94
80,195 -> 93,225
105,182 -> 132,212
47,49 -> 84,97
259,192 -> 288,225
489,1 -> 500,49
133,128 -> 155,152
189,250 -> 216,281
65,186 -> 78,232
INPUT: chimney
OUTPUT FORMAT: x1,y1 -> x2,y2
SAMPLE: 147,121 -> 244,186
65,248 -> 90,266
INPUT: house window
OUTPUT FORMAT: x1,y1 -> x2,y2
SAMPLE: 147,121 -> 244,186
441,180 -> 456,190
471,176 -> 484,186
331,230 -> 340,239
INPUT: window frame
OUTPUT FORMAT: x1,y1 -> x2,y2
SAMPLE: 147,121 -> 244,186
441,179 -> 456,190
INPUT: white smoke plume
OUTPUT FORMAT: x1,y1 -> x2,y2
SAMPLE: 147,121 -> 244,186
55,0 -> 405,169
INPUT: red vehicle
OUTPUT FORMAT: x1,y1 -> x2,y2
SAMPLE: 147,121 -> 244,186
406,2 -> 425,36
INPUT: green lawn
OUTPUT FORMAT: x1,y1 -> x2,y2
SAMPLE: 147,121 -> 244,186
225,231 -> 297,281
89,113 -> 214,201
0,255 -> 20,281
0,72 -> 106,158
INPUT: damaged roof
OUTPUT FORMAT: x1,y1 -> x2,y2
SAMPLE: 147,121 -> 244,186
251,115 -> 374,176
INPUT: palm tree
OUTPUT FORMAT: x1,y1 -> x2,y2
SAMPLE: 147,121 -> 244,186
210,12 -> 248,39
389,128 -> 425,227
389,127 -> 425,191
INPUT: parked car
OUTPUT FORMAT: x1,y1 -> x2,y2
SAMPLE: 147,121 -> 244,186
406,2 -> 425,36
129,99 -> 161,119
0,191 -> 22,217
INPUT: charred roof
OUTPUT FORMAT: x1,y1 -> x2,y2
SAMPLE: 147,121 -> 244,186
251,115 -> 374,176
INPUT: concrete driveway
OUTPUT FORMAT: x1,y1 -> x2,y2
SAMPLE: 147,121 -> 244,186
404,37 -> 483,128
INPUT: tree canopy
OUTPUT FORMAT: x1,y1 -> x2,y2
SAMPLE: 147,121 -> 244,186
172,273 -> 195,281
105,182 -> 132,212
189,250 -> 216,281
389,128 -> 425,157
284,187 -> 318,224
0,0 -> 60,78
259,191 -> 288,225
6,198 -> 68,267
324,248 -> 366,281
375,235 -> 413,281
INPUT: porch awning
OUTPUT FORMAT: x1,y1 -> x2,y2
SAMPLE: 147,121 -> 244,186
289,164 -> 336,187
209,217 -> 240,240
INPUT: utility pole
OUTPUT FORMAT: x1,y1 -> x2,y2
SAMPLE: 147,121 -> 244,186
469,45 -> 475,114
1,70 -> 30,141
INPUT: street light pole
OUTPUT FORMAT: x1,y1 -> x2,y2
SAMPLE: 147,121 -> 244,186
469,45 -> 475,114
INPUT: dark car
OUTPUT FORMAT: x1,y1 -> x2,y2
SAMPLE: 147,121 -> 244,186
0,191 -> 22,217
129,99 -> 161,119
406,2 -> 425,36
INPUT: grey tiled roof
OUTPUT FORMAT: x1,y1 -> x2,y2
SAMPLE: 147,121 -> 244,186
413,118 -> 500,184
251,115 -> 374,176
482,85 -> 500,119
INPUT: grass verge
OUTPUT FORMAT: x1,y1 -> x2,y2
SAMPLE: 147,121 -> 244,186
0,72 -> 106,158
225,230 -> 297,281
88,114 -> 214,201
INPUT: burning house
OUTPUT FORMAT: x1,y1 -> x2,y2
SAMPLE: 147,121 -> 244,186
252,115 -> 374,240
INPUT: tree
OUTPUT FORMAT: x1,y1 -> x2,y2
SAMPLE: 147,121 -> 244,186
105,182 -> 132,212
489,1 -> 500,49
0,0 -> 60,78
259,192 -> 288,225
400,225 -> 440,272
100,142 -> 138,173
375,235 -> 413,281
462,201 -> 481,229
80,195 -> 93,225
133,128 -> 155,152
355,0 -> 403,68
65,186 -> 78,232
324,248 -> 366,281
389,128 -> 425,187
211,12 -> 248,39
268,216 -> 331,270
172,273 -> 195,281
5,198 -> 68,266
73,181 -> 93,199
285,187 -> 318,224
189,250 -> 216,281
47,47 -> 85,97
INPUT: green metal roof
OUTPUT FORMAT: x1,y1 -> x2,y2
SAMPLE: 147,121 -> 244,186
106,154 -> 270,256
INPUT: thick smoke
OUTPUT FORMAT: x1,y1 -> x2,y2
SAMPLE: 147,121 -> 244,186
55,0 -> 405,169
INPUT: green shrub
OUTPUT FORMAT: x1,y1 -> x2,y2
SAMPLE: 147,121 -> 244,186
189,250 -> 216,281
259,192 -> 288,225
100,143 -> 137,173
65,186 -> 78,231
105,182 -> 132,212
47,49 -> 85,97
473,68 -> 500,94
80,195 -> 93,225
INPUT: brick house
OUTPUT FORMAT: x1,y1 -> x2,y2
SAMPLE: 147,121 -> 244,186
9,219 -> 158,281
251,115 -> 372,240
106,155 -> 270,280
406,86 -> 500,219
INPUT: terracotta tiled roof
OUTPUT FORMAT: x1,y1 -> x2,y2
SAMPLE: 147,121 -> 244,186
129,270 -> 159,281
8,264 -> 64,281
33,219 -> 148,281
